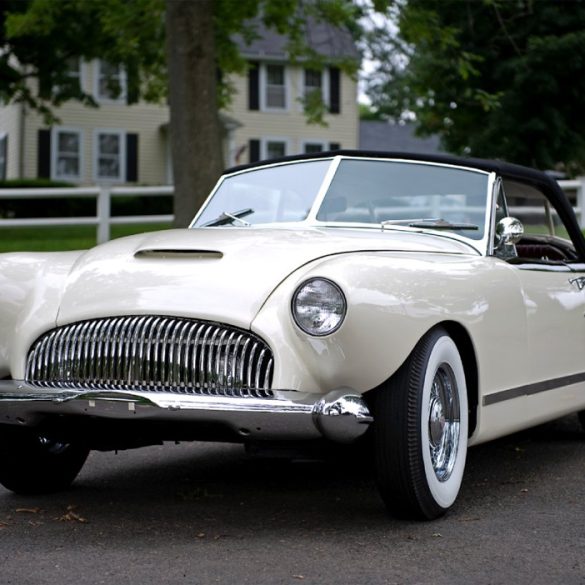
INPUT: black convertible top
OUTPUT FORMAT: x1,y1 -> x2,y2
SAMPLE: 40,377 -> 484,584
226,150 -> 585,260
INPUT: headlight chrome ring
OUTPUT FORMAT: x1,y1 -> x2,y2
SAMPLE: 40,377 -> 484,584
291,277 -> 347,337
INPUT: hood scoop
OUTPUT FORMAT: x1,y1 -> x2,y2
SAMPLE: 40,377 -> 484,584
134,249 -> 223,260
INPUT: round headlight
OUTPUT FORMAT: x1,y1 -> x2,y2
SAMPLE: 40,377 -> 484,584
292,278 -> 346,336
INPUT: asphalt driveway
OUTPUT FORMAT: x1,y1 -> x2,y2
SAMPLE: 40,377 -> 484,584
1,415 -> 584,585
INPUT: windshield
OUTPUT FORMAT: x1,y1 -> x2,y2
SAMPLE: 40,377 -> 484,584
192,157 -> 490,241
193,160 -> 331,226
317,160 -> 489,240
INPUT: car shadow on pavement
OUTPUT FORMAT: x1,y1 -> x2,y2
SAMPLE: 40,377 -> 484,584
0,414 -> 583,536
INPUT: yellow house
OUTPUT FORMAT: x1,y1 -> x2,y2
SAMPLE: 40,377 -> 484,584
0,59 -> 171,185
0,23 -> 359,185
227,21 -> 359,165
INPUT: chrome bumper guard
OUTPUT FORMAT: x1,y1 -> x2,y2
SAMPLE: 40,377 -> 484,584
0,381 -> 373,443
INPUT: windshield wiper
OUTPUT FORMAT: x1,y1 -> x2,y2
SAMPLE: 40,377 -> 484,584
202,208 -> 254,227
381,218 -> 479,231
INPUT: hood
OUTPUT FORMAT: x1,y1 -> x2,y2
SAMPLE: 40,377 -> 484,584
57,227 -> 475,329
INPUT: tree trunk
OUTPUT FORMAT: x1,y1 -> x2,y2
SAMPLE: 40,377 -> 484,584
166,0 -> 224,228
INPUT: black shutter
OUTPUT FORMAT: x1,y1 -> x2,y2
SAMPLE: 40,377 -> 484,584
249,139 -> 260,163
329,67 -> 340,114
248,61 -> 260,111
37,129 -> 51,179
126,63 -> 140,105
126,133 -> 139,182
329,142 -> 341,151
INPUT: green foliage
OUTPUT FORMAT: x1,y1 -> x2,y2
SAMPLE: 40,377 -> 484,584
1,0 -> 369,126
366,0 -> 585,172
359,103 -> 384,120
1,0 -> 166,122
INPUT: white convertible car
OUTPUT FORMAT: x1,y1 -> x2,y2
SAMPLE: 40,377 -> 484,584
1,152 -> 584,520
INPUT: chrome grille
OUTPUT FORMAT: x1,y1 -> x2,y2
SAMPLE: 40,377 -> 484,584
25,316 -> 274,398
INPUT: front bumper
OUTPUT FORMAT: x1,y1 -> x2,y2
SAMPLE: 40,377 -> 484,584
0,381 -> 373,444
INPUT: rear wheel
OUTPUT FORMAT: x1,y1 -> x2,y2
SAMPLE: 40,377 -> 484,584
0,426 -> 89,495
374,328 -> 468,520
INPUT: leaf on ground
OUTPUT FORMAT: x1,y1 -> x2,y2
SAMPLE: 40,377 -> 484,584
56,505 -> 88,524
458,516 -> 481,523
16,507 -> 41,514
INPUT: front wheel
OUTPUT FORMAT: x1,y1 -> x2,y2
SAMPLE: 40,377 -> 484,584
374,328 -> 468,520
0,426 -> 89,495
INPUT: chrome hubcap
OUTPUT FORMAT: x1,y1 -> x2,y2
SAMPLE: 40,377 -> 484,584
428,364 -> 460,482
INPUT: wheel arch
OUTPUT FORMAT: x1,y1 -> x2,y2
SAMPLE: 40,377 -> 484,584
438,320 -> 479,438
363,319 -> 479,439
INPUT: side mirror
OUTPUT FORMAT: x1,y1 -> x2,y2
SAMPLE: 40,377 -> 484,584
495,217 -> 524,256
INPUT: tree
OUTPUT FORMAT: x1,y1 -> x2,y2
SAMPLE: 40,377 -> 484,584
366,0 -> 585,173
1,0 -> 367,226
0,0 -> 166,117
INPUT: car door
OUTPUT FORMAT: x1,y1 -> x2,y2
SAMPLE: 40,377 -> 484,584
495,178 -> 585,415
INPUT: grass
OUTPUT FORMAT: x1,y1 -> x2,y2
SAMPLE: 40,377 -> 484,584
0,223 -> 172,253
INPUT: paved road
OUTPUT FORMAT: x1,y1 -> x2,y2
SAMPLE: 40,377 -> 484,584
1,415 -> 584,585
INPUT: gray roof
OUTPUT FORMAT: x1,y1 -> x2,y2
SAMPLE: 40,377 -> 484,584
359,121 -> 444,155
235,18 -> 358,61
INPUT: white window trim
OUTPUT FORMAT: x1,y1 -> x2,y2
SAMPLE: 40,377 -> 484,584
51,127 -> 83,182
94,59 -> 128,104
76,60 -> 88,93
297,68 -> 330,112
66,58 -> 86,92
93,129 -> 127,183
54,58 -> 86,95
301,140 -> 328,154
260,63 -> 289,112
261,136 -> 290,160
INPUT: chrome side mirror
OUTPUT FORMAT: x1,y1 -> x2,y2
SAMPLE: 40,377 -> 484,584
494,217 -> 524,257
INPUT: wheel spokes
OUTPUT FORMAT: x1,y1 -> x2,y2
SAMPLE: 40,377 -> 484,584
428,364 -> 461,482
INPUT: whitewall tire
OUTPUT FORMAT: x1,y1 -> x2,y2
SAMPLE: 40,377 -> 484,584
374,327 -> 468,520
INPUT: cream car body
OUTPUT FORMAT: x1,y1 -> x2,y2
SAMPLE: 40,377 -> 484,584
1,152 -> 584,519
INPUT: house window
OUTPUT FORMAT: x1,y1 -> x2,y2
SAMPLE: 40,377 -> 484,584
65,58 -> 82,91
304,69 -> 323,99
304,142 -> 325,154
264,64 -> 286,109
95,130 -> 125,181
96,60 -> 127,102
52,128 -> 82,180
0,133 -> 7,180
264,140 -> 287,159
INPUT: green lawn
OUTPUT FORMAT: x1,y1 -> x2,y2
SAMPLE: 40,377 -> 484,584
0,223 -> 171,253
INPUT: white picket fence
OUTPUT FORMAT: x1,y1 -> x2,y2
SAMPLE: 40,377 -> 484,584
558,179 -> 585,228
0,185 -> 174,243
0,179 -> 584,244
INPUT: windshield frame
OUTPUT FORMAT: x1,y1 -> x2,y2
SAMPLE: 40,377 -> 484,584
190,155 -> 495,255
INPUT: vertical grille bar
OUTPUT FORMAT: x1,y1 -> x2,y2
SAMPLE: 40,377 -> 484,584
25,316 -> 274,398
